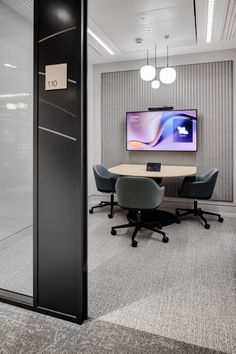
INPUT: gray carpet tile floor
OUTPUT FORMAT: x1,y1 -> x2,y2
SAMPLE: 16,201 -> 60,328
0,200 -> 235,353
0,302 -> 227,354
88,203 -> 236,354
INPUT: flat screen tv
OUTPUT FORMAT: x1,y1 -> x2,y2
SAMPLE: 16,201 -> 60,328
126,109 -> 197,152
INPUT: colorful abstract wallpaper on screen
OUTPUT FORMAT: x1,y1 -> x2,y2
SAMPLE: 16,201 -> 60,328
127,110 -> 197,151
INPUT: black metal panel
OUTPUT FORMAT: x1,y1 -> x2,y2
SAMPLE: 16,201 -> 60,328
38,0 -> 78,40
38,77 -> 77,137
38,130 -> 76,315
34,0 -> 88,324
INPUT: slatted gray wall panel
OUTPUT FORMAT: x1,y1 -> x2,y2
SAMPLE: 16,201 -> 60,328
101,61 -> 233,201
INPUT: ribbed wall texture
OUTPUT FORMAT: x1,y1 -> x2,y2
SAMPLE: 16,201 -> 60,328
101,61 -> 233,201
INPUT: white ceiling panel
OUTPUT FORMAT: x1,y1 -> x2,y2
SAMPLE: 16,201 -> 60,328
88,0 -> 236,64
88,0 -> 196,54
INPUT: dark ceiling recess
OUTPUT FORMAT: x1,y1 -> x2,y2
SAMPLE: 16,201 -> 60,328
193,0 -> 198,43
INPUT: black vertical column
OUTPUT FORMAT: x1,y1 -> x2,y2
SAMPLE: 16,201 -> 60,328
34,0 -> 87,324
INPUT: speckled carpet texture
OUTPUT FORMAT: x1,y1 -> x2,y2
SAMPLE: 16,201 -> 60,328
0,200 -> 235,353
0,303 -> 227,354
88,204 -> 236,354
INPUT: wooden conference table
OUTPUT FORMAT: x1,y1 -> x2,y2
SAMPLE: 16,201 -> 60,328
109,164 -> 196,179
108,164 -> 197,226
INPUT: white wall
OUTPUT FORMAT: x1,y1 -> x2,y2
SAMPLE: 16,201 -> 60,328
88,49 -> 236,214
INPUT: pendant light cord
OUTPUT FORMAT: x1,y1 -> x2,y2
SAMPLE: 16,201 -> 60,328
155,44 -> 157,68
155,43 -> 157,79
147,49 -> 149,65
167,45 -> 169,67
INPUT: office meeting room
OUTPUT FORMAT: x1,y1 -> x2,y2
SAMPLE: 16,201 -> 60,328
87,0 -> 236,353
0,0 -> 235,353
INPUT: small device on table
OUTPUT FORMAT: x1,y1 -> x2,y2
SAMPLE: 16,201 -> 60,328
146,162 -> 161,172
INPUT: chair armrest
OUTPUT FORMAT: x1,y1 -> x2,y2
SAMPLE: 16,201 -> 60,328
109,172 -> 119,180
183,175 -> 196,183
96,175 -> 117,192
179,180 -> 212,199
155,185 -> 165,207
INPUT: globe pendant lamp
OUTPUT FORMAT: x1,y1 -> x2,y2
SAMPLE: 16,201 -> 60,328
160,45 -> 176,84
140,49 -> 156,81
151,80 -> 160,89
151,44 -> 160,89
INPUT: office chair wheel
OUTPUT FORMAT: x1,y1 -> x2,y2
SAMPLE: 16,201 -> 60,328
204,223 -> 210,229
132,240 -> 138,247
89,209 -> 93,214
108,214 -> 113,219
218,217 -> 224,223
111,229 -> 117,235
162,236 -> 169,243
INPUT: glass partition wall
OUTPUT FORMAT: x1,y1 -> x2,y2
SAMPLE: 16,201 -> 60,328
0,1 -> 33,296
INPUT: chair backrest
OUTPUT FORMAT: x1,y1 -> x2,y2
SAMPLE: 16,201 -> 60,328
180,168 -> 219,199
116,177 -> 165,210
92,164 -> 117,193
197,168 -> 219,198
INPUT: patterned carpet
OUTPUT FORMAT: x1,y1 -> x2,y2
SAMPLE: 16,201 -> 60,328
0,302 -> 227,353
0,202 -> 235,353
88,205 -> 236,354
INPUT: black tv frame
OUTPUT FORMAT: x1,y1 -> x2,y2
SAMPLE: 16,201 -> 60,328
126,109 -> 198,152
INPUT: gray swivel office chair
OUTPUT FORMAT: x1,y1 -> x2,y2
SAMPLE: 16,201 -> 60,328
111,177 -> 169,247
89,164 -> 119,218
176,168 -> 224,229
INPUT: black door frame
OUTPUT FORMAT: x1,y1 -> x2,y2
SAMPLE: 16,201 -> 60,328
0,0 -> 88,325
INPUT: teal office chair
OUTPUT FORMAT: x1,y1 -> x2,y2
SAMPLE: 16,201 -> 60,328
111,177 -> 169,247
176,168 -> 224,229
89,164 -> 119,218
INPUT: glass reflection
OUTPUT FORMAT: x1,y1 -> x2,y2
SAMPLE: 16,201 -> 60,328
0,1 -> 33,295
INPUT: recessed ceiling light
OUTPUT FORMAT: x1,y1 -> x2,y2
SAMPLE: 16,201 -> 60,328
135,38 -> 143,45
88,28 -> 114,55
4,63 -> 17,69
206,0 -> 215,43
144,27 -> 152,32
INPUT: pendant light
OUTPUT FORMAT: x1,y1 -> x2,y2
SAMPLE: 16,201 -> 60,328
151,44 -> 160,89
140,49 -> 156,81
159,45 -> 176,84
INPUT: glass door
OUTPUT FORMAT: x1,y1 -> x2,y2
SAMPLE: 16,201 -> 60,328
0,0 -> 33,297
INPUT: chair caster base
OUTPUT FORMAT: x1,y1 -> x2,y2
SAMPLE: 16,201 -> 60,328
204,223 -> 210,229
108,214 -> 113,219
132,240 -> 138,247
162,236 -> 169,243
89,209 -> 93,214
111,229 -> 117,235
218,217 -> 224,223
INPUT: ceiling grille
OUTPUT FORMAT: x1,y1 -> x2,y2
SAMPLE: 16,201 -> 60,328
221,0 -> 236,40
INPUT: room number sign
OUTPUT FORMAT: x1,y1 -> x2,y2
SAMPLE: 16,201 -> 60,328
45,63 -> 68,90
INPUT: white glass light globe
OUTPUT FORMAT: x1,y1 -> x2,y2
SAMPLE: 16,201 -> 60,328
140,65 -> 156,81
160,67 -> 176,84
151,80 -> 160,89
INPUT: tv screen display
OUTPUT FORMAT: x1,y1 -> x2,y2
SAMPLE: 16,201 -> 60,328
126,109 -> 197,152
